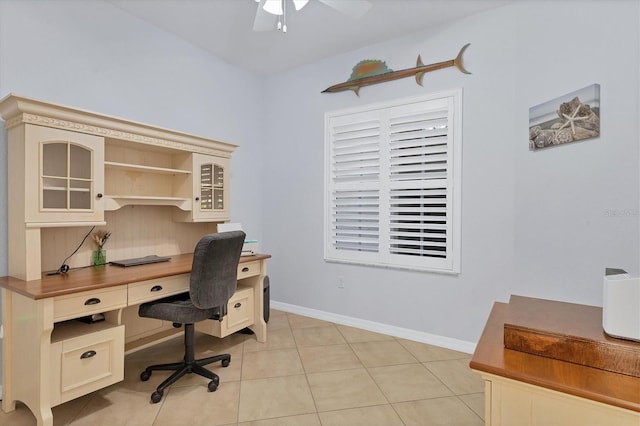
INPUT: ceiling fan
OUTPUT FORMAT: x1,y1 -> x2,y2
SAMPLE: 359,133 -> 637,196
253,0 -> 373,33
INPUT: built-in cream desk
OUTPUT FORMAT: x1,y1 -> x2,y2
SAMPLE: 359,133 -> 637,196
0,253 -> 270,426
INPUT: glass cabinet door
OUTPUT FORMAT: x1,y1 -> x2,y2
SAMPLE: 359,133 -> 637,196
25,124 -> 104,223
41,142 -> 93,211
193,153 -> 229,221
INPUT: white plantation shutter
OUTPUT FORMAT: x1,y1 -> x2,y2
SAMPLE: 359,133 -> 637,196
328,112 -> 381,262
325,91 -> 461,273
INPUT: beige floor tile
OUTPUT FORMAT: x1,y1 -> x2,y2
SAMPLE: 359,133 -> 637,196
243,327 -> 296,353
397,339 -> 471,362
9,311 -> 486,426
286,313 -> 334,329
350,340 -> 418,367
306,368 -> 387,412
337,325 -> 395,343
69,385 -> 163,425
298,344 -> 363,373
238,413 -> 321,426
241,348 -> 304,379
393,396 -> 484,426
318,404 -> 404,426
459,393 -> 485,421
0,398 -> 94,426
196,331 -> 251,352
292,325 -> 346,347
265,310 -> 291,332
368,363 -> 453,403
153,381 -> 241,426
238,375 -> 316,422
423,358 -> 484,395
0,403 -> 38,426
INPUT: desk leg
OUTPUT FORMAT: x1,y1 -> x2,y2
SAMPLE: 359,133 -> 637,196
2,292 -> 55,426
1,290 -> 15,414
247,265 -> 267,343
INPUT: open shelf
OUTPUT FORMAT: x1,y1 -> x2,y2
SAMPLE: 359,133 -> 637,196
104,161 -> 191,176
104,195 -> 192,211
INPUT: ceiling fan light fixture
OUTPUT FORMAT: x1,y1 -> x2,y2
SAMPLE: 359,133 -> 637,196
263,0 -> 283,16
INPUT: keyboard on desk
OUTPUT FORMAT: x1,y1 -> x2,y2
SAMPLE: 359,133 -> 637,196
110,255 -> 171,267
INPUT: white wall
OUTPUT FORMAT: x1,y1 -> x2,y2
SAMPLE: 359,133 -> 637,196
512,0 -> 640,304
261,0 -> 640,346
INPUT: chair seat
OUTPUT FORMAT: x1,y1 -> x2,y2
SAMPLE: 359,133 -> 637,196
139,293 -> 221,324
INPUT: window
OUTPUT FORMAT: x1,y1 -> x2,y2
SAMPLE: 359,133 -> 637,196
324,90 -> 461,273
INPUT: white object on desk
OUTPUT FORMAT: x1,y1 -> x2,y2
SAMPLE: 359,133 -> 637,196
603,268 -> 640,342
217,223 -> 259,256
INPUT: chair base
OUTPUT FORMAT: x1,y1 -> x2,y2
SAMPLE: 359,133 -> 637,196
140,323 -> 231,403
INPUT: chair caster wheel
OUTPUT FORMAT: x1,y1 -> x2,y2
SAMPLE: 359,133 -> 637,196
151,390 -> 163,403
208,380 -> 218,392
140,370 -> 151,381
222,359 -> 230,368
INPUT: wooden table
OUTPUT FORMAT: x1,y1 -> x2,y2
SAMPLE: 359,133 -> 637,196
470,296 -> 640,426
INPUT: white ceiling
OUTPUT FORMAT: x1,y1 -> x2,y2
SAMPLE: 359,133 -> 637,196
107,0 -> 511,76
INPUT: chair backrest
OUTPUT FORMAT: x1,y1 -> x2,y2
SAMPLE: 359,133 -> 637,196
190,231 -> 246,310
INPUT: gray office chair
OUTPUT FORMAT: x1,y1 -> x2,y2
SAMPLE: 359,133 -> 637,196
138,230 -> 245,403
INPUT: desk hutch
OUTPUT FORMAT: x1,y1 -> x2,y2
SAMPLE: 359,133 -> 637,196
0,94 -> 269,426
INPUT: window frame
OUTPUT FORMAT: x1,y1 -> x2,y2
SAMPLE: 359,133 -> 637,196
324,89 -> 462,274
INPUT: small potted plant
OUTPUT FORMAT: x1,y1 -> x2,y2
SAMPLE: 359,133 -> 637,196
91,230 -> 111,266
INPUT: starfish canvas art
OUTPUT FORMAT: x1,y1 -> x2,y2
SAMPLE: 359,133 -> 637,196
528,84 -> 600,151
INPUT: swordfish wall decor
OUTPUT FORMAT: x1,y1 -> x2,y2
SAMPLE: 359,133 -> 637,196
322,43 -> 472,96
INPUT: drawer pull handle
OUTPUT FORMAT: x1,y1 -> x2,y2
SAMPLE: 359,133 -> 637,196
80,350 -> 97,359
234,302 -> 242,309
242,267 -> 249,273
84,298 -> 101,305
150,285 -> 163,292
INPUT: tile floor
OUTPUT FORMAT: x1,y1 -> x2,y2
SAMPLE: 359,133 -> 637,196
0,310 -> 485,426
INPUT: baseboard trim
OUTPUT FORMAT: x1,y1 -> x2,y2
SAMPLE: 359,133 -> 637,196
271,301 -> 476,354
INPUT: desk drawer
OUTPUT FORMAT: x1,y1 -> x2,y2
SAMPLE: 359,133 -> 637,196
50,324 -> 124,406
196,285 -> 254,338
238,261 -> 261,280
128,274 -> 190,305
54,287 -> 127,322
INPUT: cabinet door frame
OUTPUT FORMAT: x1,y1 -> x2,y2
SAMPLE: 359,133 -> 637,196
192,153 -> 229,221
25,125 -> 104,224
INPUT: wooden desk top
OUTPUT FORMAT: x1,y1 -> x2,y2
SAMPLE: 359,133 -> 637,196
0,253 -> 271,300
470,299 -> 640,412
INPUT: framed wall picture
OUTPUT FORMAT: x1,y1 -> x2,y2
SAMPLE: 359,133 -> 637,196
529,84 -> 600,151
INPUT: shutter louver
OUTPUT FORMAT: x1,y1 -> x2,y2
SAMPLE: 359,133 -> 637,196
389,186 -> 447,257
388,108 -> 449,259
330,116 -> 381,255
331,189 -> 380,253
389,110 -> 449,181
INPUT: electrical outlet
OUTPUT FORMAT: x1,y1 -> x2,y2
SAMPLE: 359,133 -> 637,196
337,276 -> 345,289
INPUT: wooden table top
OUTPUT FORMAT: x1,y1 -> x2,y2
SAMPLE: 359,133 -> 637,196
470,299 -> 640,412
0,253 -> 271,300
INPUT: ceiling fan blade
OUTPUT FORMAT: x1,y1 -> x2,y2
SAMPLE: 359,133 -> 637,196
317,0 -> 372,19
263,0 -> 283,15
253,0 -> 278,31
293,0 -> 309,11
